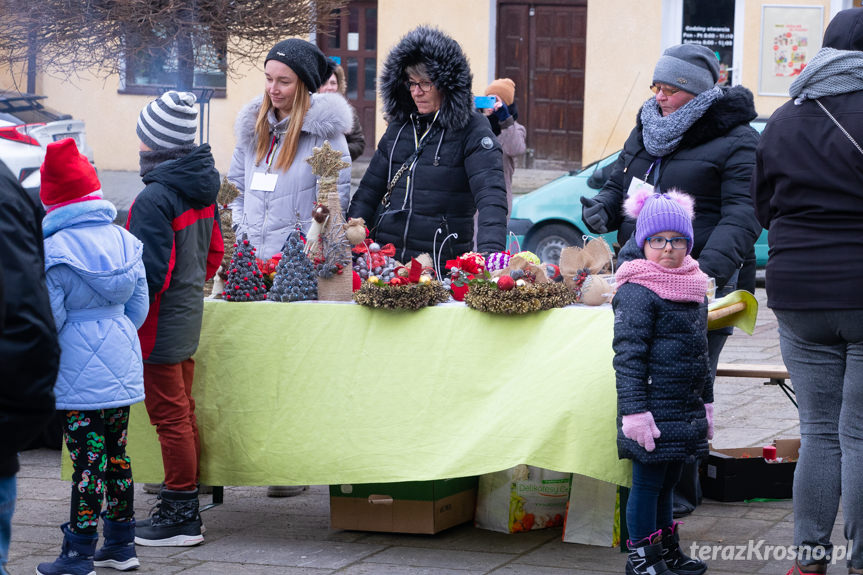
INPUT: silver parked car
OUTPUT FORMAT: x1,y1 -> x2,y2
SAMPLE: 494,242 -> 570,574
0,90 -> 94,199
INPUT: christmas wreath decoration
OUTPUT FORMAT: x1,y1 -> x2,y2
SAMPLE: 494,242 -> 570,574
464,281 -> 575,314
353,258 -> 450,310
463,255 -> 575,314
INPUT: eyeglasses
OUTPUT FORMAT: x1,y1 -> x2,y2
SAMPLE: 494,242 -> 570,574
405,80 -> 434,93
650,83 -> 681,97
645,236 -> 690,250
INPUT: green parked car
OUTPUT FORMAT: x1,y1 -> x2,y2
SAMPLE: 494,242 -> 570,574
508,121 -> 768,266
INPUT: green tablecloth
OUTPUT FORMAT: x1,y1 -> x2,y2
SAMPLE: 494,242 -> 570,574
68,300 -> 631,487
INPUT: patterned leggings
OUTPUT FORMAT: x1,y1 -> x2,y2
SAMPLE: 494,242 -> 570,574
64,408 -> 133,535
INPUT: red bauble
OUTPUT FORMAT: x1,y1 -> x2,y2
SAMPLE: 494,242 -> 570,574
497,276 -> 515,291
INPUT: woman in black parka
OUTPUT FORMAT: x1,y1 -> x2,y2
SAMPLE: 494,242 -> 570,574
580,44 -> 761,381
347,26 -> 507,266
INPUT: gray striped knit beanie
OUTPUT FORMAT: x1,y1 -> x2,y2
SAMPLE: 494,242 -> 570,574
137,91 -> 198,150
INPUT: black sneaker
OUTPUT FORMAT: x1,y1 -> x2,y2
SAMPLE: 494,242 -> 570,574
134,489 -> 203,547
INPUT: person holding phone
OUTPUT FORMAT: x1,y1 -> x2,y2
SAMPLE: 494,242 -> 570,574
480,78 -> 526,217
347,26 -> 507,267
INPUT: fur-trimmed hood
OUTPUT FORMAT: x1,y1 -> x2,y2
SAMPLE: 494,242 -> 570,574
637,85 -> 757,148
234,92 -> 354,150
379,26 -> 474,130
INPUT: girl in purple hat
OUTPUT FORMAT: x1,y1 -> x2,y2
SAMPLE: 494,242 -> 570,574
612,188 -> 711,575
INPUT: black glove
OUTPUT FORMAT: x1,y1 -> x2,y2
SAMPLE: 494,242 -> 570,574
580,196 -> 610,234
492,102 -> 511,123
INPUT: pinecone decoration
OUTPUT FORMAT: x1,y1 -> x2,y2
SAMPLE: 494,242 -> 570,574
269,231 -> 318,302
223,234 -> 268,302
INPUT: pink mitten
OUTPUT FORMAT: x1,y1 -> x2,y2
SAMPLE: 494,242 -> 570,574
621,412 -> 661,452
705,402 -> 714,440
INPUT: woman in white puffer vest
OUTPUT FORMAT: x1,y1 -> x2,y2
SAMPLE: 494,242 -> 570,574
228,38 -> 353,259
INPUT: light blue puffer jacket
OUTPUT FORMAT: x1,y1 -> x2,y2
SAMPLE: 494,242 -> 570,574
43,199 -> 149,410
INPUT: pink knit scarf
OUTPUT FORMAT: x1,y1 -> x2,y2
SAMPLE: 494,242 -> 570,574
615,256 -> 708,303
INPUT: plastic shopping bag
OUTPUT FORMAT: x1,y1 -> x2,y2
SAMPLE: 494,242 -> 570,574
562,473 -> 621,547
474,465 -> 571,533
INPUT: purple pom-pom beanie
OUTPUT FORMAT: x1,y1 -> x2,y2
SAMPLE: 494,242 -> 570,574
633,192 -> 695,255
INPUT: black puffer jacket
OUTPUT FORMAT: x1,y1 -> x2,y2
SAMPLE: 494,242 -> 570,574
613,239 -> 711,464
348,26 -> 507,264
589,87 -> 761,292
751,9 -> 863,310
0,163 -> 58,477
127,145 -> 222,364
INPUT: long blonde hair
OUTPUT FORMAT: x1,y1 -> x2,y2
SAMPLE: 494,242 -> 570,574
254,84 -> 311,172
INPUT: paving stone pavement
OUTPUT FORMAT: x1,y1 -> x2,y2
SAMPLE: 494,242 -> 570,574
10,288 -> 835,575
10,168 -> 829,574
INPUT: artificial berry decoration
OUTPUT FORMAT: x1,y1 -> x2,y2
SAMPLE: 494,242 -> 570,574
223,233 -> 268,302
269,229 -> 318,302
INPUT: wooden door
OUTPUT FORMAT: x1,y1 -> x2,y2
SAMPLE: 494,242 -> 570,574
318,1 -> 378,159
497,0 -> 587,168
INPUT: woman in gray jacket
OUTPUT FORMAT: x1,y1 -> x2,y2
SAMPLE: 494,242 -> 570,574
228,39 -> 353,259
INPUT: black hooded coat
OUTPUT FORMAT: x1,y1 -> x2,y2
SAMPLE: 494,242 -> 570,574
751,8 -> 863,310
0,163 -> 58,477
347,27 -> 508,264
586,86 -> 762,293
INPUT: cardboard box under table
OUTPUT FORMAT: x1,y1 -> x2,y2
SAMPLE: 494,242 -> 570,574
330,477 -> 478,534
701,438 -> 799,502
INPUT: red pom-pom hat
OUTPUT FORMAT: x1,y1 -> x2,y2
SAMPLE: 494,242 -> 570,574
39,138 -> 101,211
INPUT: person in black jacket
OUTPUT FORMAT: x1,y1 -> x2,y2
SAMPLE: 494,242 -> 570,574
0,163 -> 59,575
347,26 -> 507,267
613,189 -> 711,575
751,8 -> 863,575
581,43 -> 761,517
126,91 -> 223,548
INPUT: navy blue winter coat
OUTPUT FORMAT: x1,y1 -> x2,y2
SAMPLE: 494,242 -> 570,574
612,240 -> 711,464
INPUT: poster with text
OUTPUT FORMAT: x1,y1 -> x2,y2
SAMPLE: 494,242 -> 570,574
682,0 -> 735,86
759,5 -> 824,96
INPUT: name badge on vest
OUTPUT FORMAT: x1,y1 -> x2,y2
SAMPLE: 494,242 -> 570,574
250,171 -> 278,192
627,177 -> 654,198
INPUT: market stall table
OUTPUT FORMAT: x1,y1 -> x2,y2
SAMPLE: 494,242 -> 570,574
68,300 -> 631,491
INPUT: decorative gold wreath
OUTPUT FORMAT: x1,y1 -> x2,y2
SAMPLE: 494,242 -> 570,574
353,280 -> 451,311
464,282 -> 575,315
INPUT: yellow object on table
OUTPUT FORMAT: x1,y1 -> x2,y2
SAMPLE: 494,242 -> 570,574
708,290 -> 758,334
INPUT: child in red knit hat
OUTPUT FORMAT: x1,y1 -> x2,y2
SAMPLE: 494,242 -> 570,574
36,138 -> 148,575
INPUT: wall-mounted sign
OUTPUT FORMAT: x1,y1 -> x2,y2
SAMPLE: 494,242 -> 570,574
682,0 -> 735,86
759,5 -> 824,96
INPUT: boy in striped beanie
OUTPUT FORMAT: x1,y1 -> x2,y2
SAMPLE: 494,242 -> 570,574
137,91 -> 199,151
126,90 -> 223,547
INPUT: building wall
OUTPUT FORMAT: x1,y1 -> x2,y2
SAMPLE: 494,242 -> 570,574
582,0 -> 662,166
0,0 -> 844,173
741,0 -> 832,119
375,0 -> 493,140
38,59 -> 262,173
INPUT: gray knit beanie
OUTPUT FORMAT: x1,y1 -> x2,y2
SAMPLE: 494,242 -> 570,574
265,39 -> 329,93
137,91 -> 198,151
652,44 -> 720,95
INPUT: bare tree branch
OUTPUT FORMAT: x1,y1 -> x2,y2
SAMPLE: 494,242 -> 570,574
0,0 -> 347,87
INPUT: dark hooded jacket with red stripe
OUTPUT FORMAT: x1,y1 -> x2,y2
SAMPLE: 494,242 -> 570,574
127,144 -> 223,364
